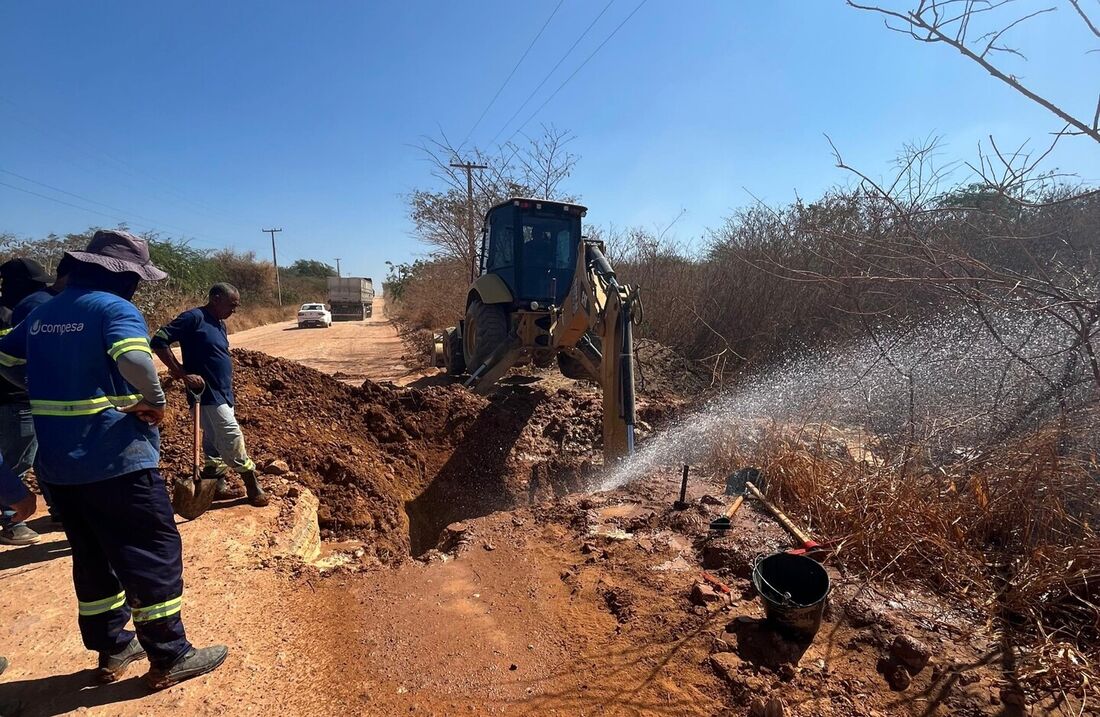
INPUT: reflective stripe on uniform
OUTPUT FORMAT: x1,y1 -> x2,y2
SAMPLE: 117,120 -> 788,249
132,596 -> 182,623
78,591 -> 127,617
106,393 -> 142,408
30,394 -> 145,417
0,350 -> 26,367
107,337 -> 152,360
153,329 -> 170,341
0,328 -> 11,337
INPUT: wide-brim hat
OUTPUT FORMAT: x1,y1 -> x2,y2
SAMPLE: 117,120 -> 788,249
65,229 -> 168,282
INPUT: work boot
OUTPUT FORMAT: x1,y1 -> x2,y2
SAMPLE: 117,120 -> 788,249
213,476 -> 243,501
145,645 -> 228,690
98,637 -> 147,683
241,471 -> 270,508
0,524 -> 40,546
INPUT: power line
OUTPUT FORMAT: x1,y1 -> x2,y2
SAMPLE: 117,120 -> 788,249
460,0 -> 565,149
0,179 -> 224,247
0,168 -> 227,246
505,0 -> 650,146
0,179 -> 199,242
486,0 -> 617,148
0,96 -> 256,232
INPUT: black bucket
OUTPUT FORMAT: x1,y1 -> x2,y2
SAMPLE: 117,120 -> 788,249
752,552 -> 830,639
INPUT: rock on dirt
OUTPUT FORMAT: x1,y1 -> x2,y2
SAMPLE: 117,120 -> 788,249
878,656 -> 913,691
708,652 -> 744,684
749,696 -> 787,717
890,634 -> 932,673
264,458 -> 291,475
690,580 -> 728,607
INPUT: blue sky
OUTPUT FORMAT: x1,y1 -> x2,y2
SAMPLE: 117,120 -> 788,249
1,1 -> 1096,283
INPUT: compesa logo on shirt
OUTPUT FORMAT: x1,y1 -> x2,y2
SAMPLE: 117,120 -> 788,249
29,319 -> 86,336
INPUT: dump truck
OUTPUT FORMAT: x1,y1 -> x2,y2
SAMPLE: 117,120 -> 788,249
436,197 -> 641,461
327,277 -> 375,321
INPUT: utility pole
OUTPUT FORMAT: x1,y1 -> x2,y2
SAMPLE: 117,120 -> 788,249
334,258 -> 341,277
262,228 -> 283,306
450,159 -> 488,282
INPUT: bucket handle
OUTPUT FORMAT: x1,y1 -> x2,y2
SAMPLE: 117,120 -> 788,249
752,555 -> 796,607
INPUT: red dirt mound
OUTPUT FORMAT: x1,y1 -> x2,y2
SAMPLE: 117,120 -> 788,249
159,350 -> 671,562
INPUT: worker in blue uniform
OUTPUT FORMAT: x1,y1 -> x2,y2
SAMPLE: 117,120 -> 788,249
0,230 -> 227,689
152,282 -> 269,507
12,255 -> 75,326
0,257 -> 51,546
0,447 -> 37,680
4,254 -> 75,524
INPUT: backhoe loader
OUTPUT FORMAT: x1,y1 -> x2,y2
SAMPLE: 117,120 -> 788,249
437,197 -> 641,460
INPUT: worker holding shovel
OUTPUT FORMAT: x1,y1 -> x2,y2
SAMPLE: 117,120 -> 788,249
152,283 -> 269,508
0,230 -> 228,688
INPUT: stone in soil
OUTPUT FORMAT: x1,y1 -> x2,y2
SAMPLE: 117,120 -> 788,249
877,656 -> 912,691
890,634 -> 932,673
749,696 -> 787,717
263,459 -> 290,475
690,581 -> 727,607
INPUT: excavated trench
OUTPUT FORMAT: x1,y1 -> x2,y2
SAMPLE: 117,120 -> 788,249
159,350 -> 612,562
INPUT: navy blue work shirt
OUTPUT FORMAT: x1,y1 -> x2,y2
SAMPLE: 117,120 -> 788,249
12,288 -> 57,326
0,287 -> 160,486
151,307 -> 234,407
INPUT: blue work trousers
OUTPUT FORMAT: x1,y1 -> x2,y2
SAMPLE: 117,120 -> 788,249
46,469 -> 192,668
0,402 -> 46,526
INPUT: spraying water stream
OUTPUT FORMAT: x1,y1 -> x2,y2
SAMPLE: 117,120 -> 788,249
599,307 -> 1090,491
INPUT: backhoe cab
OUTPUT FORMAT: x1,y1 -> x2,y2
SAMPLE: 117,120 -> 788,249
438,197 -> 640,460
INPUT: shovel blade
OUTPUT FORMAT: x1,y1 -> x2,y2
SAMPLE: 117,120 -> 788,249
171,476 -> 219,520
725,467 -> 762,497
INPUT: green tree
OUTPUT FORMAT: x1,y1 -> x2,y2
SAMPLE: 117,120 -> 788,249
284,259 -> 336,278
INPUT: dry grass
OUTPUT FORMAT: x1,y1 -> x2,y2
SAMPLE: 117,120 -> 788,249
706,419 -> 1100,702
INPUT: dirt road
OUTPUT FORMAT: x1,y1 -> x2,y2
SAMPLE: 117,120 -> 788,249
228,297 -> 426,386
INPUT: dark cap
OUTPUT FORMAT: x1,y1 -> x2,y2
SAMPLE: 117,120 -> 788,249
65,230 -> 167,282
0,258 -> 52,285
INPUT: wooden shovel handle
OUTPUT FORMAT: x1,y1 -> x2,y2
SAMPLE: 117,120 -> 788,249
724,495 -> 744,518
191,397 -> 202,478
745,481 -> 813,545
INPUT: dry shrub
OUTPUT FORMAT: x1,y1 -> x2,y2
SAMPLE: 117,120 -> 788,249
388,258 -> 466,330
711,419 -> 1100,700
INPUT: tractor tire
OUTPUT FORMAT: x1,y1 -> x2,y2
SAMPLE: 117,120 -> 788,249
442,327 -> 466,375
463,299 -> 509,370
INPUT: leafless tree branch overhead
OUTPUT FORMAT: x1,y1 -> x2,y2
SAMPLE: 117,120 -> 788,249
848,0 -> 1100,143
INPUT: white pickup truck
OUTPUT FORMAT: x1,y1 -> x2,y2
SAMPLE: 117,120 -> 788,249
297,302 -> 332,329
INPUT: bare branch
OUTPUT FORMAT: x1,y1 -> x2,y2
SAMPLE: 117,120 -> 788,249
849,1 -> 1100,143
1068,0 -> 1100,37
